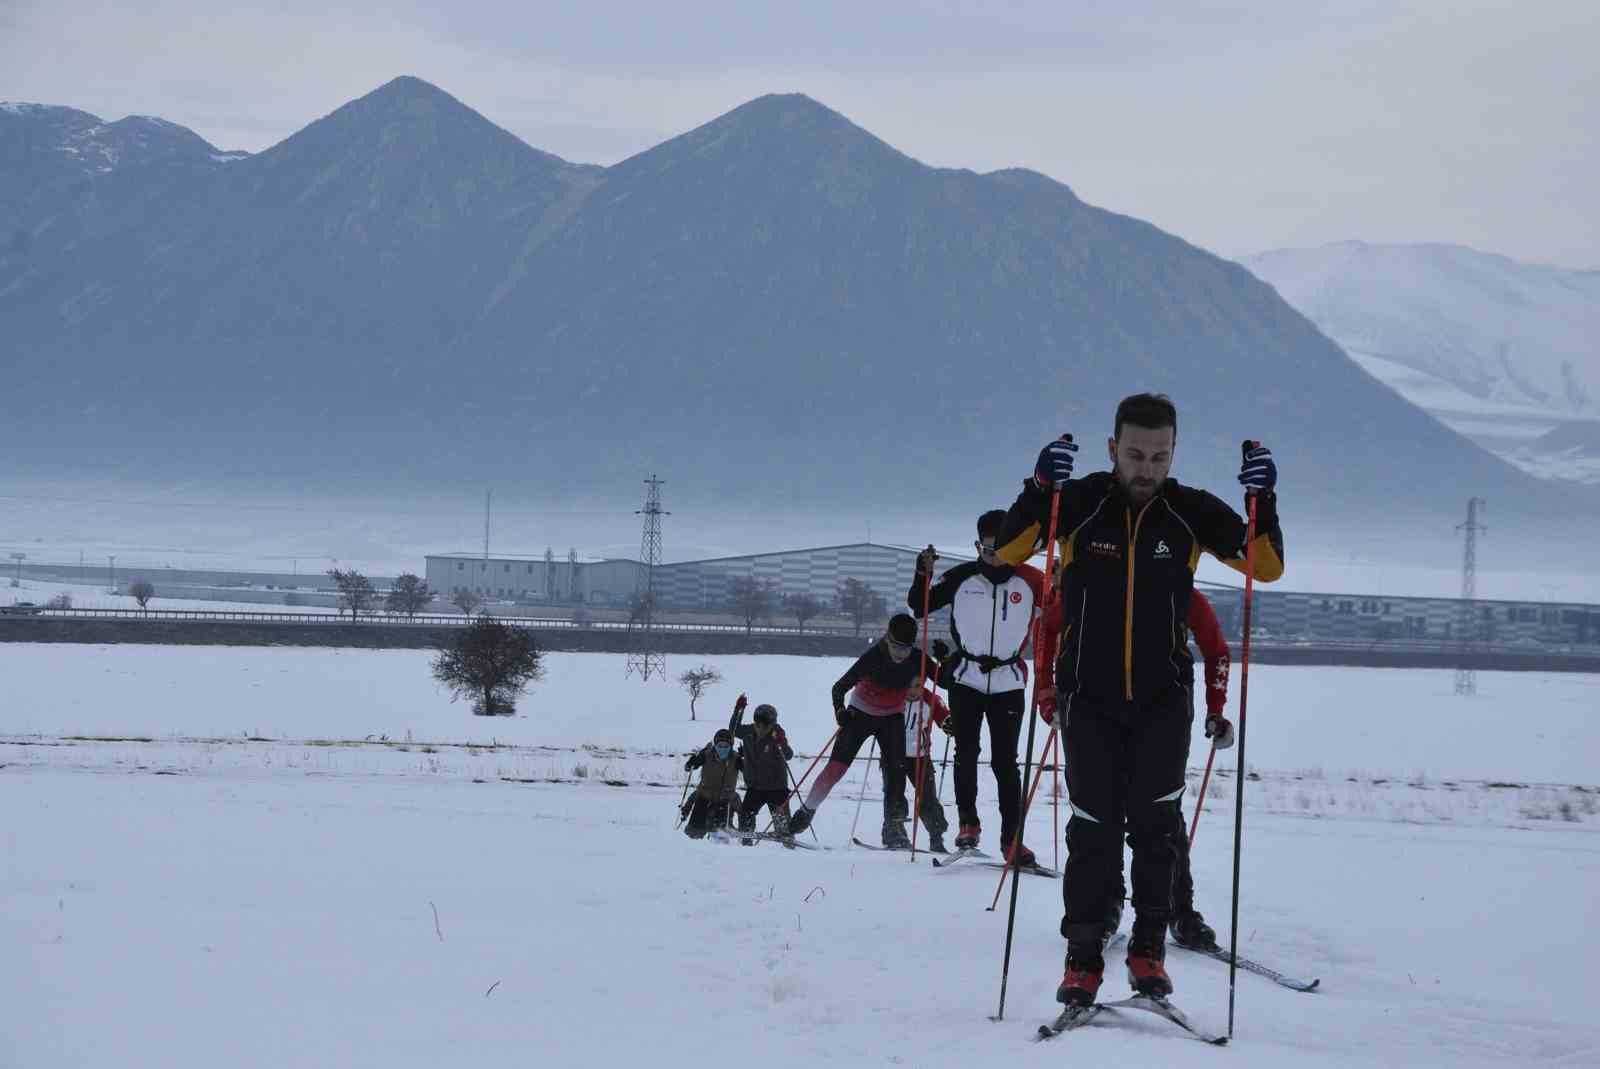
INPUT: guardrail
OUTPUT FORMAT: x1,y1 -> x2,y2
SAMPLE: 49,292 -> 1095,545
6,605 -> 874,638
6,605 -> 1600,662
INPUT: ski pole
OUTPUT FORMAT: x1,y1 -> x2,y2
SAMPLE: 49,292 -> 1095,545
849,737 -> 878,846
909,566 -> 934,860
936,733 -> 951,803
784,761 -> 820,844
1188,743 -> 1217,848
992,476 -> 1063,1022
766,725 -> 841,833
986,726 -> 1057,911
1228,447 -> 1261,1039
1052,745 -> 1061,873
675,770 -> 699,829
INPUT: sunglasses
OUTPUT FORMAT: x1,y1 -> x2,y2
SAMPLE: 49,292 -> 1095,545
886,636 -> 914,653
975,541 -> 998,554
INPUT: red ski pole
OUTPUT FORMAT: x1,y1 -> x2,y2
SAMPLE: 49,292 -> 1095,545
766,725 -> 841,833
1188,745 -> 1217,847
1227,443 -> 1262,1039
987,726 -> 1057,911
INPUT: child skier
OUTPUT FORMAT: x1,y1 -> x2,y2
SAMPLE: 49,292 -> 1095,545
788,612 -> 923,847
681,728 -> 741,839
881,639 -> 953,852
735,704 -> 796,838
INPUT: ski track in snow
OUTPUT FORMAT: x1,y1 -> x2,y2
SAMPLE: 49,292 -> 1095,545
2,645 -> 1598,1066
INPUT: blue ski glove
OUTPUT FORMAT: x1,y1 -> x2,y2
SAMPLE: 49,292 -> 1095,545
1237,442 -> 1276,493
1033,434 -> 1079,489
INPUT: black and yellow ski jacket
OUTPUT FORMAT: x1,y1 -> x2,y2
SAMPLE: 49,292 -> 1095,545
996,472 -> 1282,707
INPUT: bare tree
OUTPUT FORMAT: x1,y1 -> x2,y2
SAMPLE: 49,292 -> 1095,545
837,578 -> 887,637
728,575 -> 775,635
627,591 -> 656,629
386,573 -> 432,617
788,592 -> 823,632
327,568 -> 376,618
450,588 -> 484,616
129,580 -> 155,609
432,617 -> 544,716
678,665 -> 722,721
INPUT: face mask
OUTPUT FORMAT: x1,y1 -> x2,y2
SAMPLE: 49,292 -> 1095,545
714,744 -> 731,759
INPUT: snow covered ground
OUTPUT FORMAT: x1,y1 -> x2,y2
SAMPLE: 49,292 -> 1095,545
4,646 -> 1599,1067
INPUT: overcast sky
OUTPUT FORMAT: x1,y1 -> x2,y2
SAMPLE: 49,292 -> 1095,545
3,0 -> 1596,266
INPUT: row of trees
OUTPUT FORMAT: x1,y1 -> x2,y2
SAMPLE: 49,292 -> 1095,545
325,569 -> 893,634
725,575 -> 888,636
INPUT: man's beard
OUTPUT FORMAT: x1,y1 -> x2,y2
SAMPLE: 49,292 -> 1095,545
1119,471 -> 1162,502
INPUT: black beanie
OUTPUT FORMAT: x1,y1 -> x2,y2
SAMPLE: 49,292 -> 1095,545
888,613 -> 918,644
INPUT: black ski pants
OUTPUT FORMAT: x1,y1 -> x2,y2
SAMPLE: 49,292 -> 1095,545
1060,686 -> 1191,948
737,788 -> 792,833
949,684 -> 1026,844
684,796 -> 734,838
800,708 -> 905,820
1107,803 -> 1199,918
881,754 -> 949,838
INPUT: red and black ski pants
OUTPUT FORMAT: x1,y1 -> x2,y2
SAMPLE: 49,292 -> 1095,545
1060,686 -> 1191,949
949,684 -> 1026,844
801,708 -> 905,817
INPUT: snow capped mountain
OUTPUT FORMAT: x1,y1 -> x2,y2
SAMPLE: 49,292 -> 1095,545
1246,241 -> 1600,483
0,102 -> 240,174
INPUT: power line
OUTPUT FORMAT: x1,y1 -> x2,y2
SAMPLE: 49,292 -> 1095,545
625,475 -> 668,682
1454,497 -> 1487,696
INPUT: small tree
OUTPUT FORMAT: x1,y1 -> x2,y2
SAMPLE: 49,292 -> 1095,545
837,578 -> 888,638
788,592 -> 823,632
728,575 -> 775,635
432,616 -> 544,716
45,592 -> 72,610
627,591 -> 655,629
327,568 -> 375,618
386,573 -> 432,617
450,588 -> 484,616
678,665 -> 722,721
129,580 -> 155,609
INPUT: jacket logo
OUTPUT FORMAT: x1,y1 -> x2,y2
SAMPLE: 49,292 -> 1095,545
1009,591 -> 1023,605
1154,540 -> 1171,560
1088,540 -> 1121,559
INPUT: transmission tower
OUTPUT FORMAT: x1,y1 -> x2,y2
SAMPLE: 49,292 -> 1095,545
1454,497 -> 1487,695
626,476 -> 669,680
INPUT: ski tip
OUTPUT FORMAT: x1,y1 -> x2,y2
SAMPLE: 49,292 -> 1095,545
1210,1036 -> 1230,1047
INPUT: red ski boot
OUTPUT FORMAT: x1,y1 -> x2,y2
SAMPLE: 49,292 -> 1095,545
1056,953 -> 1104,1007
1006,840 -> 1037,869
1126,934 -> 1173,997
954,823 -> 981,851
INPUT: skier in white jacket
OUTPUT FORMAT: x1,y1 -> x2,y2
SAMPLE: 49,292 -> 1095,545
910,510 -> 1045,866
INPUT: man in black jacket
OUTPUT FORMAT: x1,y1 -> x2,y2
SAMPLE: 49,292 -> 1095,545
996,393 -> 1283,1007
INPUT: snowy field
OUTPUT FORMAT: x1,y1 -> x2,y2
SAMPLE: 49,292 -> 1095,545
4,646 -> 1599,1067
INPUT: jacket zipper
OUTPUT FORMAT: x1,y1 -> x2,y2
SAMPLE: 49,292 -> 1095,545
1124,502 -> 1151,700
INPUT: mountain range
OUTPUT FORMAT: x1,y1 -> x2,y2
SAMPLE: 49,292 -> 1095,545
2,77 -> 1589,551
1246,242 -> 1600,485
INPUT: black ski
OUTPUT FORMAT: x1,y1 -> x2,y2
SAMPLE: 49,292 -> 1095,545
1037,994 -> 1227,1045
850,836 -> 936,853
1172,942 -> 1320,992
